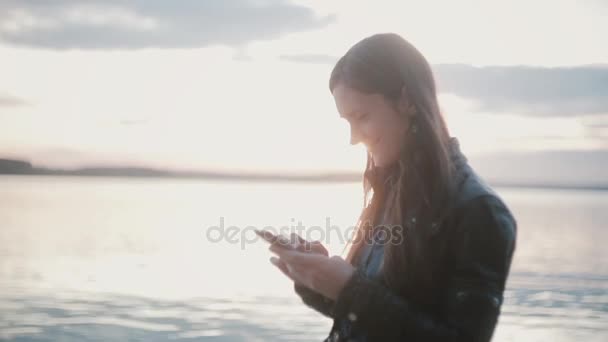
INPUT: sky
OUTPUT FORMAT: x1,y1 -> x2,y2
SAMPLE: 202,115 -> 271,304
0,0 -> 607,185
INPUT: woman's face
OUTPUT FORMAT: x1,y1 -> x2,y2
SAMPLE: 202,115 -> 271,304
333,84 -> 410,167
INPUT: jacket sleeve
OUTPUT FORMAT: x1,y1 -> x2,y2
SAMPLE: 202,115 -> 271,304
294,283 -> 336,318
330,195 -> 517,341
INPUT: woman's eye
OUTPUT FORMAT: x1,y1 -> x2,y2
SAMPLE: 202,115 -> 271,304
358,113 -> 369,121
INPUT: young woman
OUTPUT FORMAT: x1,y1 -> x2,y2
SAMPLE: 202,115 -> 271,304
268,33 -> 517,342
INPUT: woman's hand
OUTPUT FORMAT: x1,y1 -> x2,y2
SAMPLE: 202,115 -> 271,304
291,233 -> 329,256
268,234 -> 355,301
268,233 -> 327,279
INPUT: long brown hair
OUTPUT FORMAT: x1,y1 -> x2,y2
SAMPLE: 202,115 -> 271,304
330,33 -> 457,301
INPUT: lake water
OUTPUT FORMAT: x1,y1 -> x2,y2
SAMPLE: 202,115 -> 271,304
0,175 -> 606,341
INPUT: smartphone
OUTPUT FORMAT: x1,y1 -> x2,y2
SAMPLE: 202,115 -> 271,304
255,229 -> 297,250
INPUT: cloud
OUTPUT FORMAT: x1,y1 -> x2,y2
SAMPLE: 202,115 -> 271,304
581,114 -> 608,129
581,115 -> 608,141
280,54 -> 608,117
469,149 -> 608,188
585,122 -> 608,129
0,0 -> 335,49
280,54 -> 338,65
0,93 -> 26,107
434,64 -> 608,117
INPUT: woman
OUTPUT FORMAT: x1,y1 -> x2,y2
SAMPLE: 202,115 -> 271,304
268,33 -> 517,341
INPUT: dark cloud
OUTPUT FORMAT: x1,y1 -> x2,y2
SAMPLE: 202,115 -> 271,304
469,149 -> 608,188
281,54 -> 608,117
0,93 -> 26,107
434,64 -> 608,117
0,0 -> 335,49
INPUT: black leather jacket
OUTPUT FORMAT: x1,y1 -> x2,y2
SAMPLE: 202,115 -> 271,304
294,138 -> 517,341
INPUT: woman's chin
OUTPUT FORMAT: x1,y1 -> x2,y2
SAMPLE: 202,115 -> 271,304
372,155 -> 387,168
372,153 -> 400,168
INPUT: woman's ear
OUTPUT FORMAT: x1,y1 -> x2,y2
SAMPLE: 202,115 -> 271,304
397,85 -> 411,115
398,85 -> 417,118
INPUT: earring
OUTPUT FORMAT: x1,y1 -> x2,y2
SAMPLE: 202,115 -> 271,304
410,116 -> 418,134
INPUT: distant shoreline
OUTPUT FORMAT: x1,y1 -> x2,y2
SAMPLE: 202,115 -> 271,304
0,157 -> 361,182
1,158 -> 606,191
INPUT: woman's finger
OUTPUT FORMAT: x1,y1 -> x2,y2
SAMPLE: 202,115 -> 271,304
271,247 -> 324,267
290,233 -> 306,252
270,256 -> 311,290
270,256 -> 294,281
268,242 -> 302,257
283,262 -> 309,287
309,240 -> 329,256
287,233 -> 329,256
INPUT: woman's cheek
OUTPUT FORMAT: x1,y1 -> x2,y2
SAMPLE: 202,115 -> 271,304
365,121 -> 383,145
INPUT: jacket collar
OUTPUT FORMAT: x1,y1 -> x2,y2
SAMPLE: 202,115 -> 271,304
447,137 -> 471,192
448,137 -> 466,169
